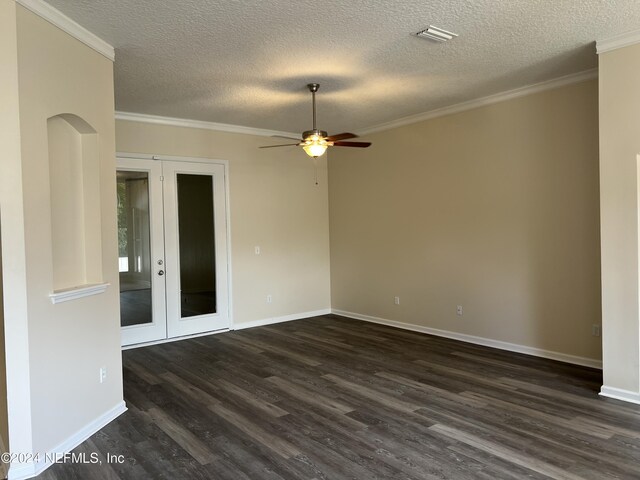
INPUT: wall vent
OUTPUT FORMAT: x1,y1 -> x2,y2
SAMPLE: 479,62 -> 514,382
416,25 -> 458,42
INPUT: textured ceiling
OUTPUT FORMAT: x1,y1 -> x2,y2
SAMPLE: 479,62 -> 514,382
45,0 -> 640,134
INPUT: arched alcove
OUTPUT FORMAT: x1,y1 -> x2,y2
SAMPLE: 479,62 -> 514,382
47,113 -> 103,292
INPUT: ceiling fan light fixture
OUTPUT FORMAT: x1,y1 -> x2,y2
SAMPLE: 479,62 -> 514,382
303,143 -> 328,158
302,134 -> 331,158
258,83 -> 371,156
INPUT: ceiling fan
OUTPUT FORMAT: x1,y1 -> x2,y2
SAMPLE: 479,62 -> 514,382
260,83 -> 371,158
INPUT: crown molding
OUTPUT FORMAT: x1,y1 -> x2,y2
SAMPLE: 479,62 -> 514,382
358,68 -> 598,136
115,111 -> 300,139
596,29 -> 640,54
116,69 -> 597,139
15,0 -> 114,61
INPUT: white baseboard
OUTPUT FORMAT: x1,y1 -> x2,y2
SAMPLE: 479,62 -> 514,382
5,462 -> 31,480
332,309 -> 603,370
8,401 -> 127,480
600,386 -> 640,405
234,309 -> 332,330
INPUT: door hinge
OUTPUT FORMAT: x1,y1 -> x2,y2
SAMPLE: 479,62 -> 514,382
160,175 -> 164,181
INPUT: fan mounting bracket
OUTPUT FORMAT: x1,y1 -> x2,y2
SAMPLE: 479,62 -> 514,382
302,129 -> 328,140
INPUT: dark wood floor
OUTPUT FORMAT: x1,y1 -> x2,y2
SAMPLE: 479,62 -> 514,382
40,315 -> 640,480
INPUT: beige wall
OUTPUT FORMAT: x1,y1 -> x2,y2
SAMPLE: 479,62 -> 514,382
16,5 -> 123,455
0,0 -> 33,463
329,79 -> 601,362
598,43 -> 640,394
115,121 -> 332,325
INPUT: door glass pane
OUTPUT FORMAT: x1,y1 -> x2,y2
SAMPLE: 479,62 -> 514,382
177,173 -> 216,317
117,171 -> 153,326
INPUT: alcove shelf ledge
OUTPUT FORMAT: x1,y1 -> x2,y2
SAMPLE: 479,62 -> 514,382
49,282 -> 110,304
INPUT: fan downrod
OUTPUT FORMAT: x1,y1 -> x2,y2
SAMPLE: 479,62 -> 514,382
307,83 -> 320,130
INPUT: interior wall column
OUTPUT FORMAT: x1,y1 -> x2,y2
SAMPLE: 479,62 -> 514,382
598,41 -> 640,404
0,0 -> 35,472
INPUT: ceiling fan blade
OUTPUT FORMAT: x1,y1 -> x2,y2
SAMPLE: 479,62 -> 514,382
326,132 -> 358,141
333,141 -> 371,148
258,143 -> 300,148
271,135 -> 302,141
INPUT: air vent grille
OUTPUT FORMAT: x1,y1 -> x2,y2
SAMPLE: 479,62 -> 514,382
416,25 -> 458,42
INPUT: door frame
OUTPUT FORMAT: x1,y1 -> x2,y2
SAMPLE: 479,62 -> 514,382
117,152 -> 233,347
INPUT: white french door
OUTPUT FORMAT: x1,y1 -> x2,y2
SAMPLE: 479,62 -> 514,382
117,157 -> 230,347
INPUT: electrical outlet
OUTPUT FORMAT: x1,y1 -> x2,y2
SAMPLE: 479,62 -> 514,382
456,305 -> 463,316
592,324 -> 601,337
99,367 -> 107,384
394,296 -> 400,305
266,294 -> 272,304
255,246 -> 261,255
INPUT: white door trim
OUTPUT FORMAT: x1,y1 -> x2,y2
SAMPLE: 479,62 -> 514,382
116,152 -> 229,167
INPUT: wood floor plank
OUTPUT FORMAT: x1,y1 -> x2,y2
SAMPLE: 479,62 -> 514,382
374,371 -> 489,409
429,424 -> 589,480
500,376 -> 640,418
418,403 -> 636,479
213,377 -> 289,418
322,373 -> 422,414
146,407 -> 218,465
205,436 -> 287,480
460,391 -> 615,439
414,389 -> 640,477
412,359 -> 521,392
209,403 -> 301,459
452,351 -> 560,378
573,415 -> 640,439
275,413 -> 415,480
230,335 -> 323,367
447,443 -> 555,480
265,375 -> 356,416
159,371 -> 222,407
124,360 -> 162,385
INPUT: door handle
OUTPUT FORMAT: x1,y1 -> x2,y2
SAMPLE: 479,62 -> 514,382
158,270 -> 165,276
